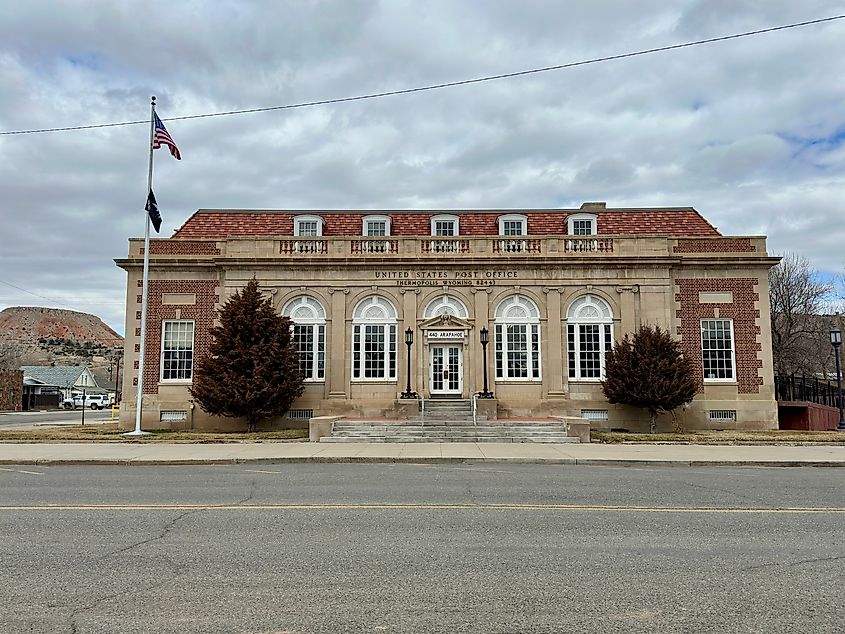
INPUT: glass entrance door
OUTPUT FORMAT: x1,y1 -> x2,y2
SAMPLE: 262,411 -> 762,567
430,345 -> 462,395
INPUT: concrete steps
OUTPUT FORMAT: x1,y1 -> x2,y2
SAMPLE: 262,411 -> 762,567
420,398 -> 472,421
415,398 -> 476,423
320,420 -> 579,443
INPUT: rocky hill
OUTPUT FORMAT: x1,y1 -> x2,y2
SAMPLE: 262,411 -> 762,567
0,307 -> 123,366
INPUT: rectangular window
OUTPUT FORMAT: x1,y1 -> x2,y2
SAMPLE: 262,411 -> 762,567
292,324 -> 325,380
507,324 -> 528,378
286,409 -> 314,420
496,323 -> 541,380
292,325 -> 313,378
296,220 -> 319,237
502,220 -> 524,236
701,319 -> 735,381
568,322 -> 612,380
353,324 -> 397,381
579,324 -> 601,379
161,320 -> 194,381
353,325 -> 361,379
434,220 -> 456,236
709,409 -> 737,422
160,410 -> 188,423
365,220 -> 387,236
363,324 -> 385,378
389,325 -> 397,379
581,409 -> 609,421
495,324 -> 503,379
572,219 -> 594,235
316,325 -> 325,379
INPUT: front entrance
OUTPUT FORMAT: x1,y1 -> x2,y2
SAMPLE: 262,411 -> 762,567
429,345 -> 463,396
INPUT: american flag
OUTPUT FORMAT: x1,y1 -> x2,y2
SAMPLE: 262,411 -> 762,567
152,113 -> 181,160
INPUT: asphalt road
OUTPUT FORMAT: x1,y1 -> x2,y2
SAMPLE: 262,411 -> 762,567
1,464 -> 843,633
0,408 -> 113,428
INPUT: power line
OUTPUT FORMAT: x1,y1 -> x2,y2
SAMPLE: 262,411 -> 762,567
1,13 -> 843,137
0,279 -> 97,313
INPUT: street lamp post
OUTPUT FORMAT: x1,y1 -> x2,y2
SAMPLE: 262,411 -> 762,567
400,327 -> 418,399
830,325 -> 845,431
477,327 -> 494,399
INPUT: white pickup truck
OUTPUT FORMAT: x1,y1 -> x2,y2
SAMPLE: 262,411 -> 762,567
62,394 -> 111,410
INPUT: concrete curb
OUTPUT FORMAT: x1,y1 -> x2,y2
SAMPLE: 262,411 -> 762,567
1,457 -> 843,467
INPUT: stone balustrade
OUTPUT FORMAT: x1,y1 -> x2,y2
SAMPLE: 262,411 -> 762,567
127,235 -> 769,260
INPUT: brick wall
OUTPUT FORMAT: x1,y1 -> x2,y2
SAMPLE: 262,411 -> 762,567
675,278 -> 762,393
147,241 -> 221,256
0,370 -> 23,411
133,280 -> 218,393
673,238 -> 756,253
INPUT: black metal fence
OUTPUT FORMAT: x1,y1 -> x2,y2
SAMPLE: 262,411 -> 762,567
774,373 -> 841,408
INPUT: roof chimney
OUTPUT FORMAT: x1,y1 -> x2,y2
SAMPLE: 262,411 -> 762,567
580,202 -> 607,210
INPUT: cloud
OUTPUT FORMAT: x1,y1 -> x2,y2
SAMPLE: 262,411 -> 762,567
1,0 -> 844,333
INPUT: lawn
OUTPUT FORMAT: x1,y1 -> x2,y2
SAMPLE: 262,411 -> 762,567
0,424 -> 309,443
591,429 -> 845,444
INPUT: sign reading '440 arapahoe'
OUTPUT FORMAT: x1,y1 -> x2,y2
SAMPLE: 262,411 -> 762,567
427,330 -> 466,340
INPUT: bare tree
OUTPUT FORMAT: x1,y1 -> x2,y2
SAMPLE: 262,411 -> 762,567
769,254 -> 836,377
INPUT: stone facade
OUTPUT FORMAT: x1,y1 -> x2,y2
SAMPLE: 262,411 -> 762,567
116,204 -> 780,432
0,370 -> 23,411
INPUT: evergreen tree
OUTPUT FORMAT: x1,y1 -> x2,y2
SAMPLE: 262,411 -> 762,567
190,279 -> 303,431
601,325 -> 698,433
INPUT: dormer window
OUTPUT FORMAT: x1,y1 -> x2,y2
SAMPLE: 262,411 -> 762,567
567,213 -> 597,236
363,215 -> 391,237
498,214 -> 527,236
431,214 -> 459,237
496,214 -> 528,253
293,215 -> 323,237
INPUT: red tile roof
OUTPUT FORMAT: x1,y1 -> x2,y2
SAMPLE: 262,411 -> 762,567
171,207 -> 721,239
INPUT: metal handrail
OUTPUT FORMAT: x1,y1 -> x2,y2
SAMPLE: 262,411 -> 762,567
472,394 -> 478,425
774,373 -> 841,408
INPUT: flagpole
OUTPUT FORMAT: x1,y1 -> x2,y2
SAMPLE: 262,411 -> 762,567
125,95 -> 156,436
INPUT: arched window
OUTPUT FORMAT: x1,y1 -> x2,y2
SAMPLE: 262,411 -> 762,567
424,295 -> 469,319
283,296 -> 326,381
494,295 -> 541,380
352,296 -> 398,381
567,294 -> 613,380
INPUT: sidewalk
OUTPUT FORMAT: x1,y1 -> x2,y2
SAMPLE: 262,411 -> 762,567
0,441 -> 842,467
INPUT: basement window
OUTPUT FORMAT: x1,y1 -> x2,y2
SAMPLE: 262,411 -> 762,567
160,410 -> 187,423
286,409 -> 314,420
580,409 -> 609,421
709,410 -> 737,423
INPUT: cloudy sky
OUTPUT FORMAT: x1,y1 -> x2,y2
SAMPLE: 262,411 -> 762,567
1,1 -> 844,334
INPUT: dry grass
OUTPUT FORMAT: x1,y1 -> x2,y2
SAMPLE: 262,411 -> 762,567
591,429 -> 845,444
0,423 -> 308,443
3,424 -> 842,445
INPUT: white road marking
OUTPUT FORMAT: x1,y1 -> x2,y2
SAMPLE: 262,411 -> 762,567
0,467 -> 45,475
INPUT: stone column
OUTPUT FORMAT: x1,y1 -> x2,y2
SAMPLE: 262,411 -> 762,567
472,287 -> 492,395
616,284 -> 640,335
543,287 -> 566,398
327,288 -> 349,399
